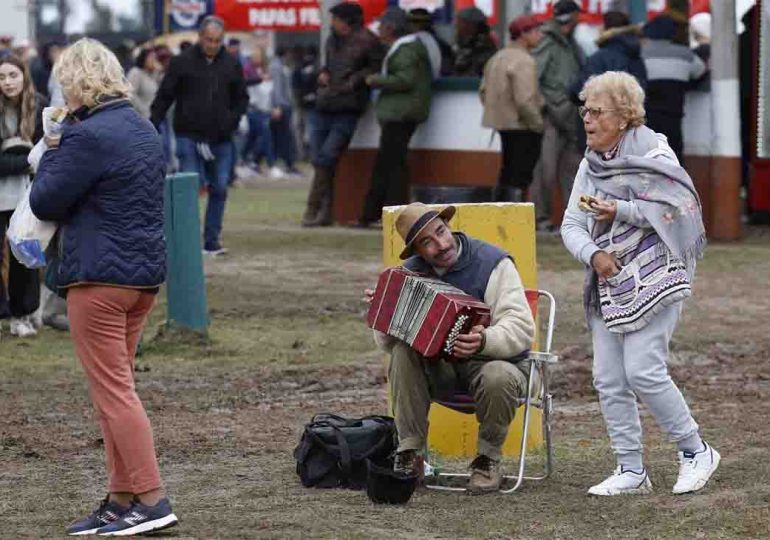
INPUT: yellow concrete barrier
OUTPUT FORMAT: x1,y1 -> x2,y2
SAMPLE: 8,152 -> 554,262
381,202 -> 541,458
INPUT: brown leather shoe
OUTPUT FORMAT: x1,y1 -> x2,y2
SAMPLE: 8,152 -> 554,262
393,450 -> 424,480
468,455 -> 502,494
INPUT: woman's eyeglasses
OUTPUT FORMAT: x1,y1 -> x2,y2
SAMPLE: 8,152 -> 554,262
579,106 -> 618,119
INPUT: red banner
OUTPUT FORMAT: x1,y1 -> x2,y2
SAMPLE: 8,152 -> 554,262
215,0 -> 390,32
530,0 -> 670,25
215,0 -> 322,31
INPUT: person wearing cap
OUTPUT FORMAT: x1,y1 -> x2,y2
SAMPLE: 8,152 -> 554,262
358,7 -> 433,228
226,37 -> 243,64
568,4 -> 647,151
480,15 -> 544,203
408,8 -> 454,77
453,6 -> 498,77
301,2 -> 385,227
641,14 -> 707,164
367,202 -> 535,493
531,0 -> 584,231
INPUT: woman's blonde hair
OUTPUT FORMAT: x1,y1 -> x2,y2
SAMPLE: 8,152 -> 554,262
579,71 -> 646,128
0,55 -> 37,142
54,38 -> 130,108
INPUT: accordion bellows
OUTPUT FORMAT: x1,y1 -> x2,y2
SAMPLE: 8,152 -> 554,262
367,267 -> 491,360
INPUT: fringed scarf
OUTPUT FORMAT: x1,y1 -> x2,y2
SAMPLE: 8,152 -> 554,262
583,125 -> 706,314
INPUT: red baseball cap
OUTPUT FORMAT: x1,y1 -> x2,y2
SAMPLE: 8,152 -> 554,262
508,15 -> 541,40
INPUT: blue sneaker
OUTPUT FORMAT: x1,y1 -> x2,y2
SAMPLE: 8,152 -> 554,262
96,497 -> 178,536
66,497 -> 130,536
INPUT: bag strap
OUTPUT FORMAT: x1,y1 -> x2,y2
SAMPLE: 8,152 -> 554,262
311,412 -> 349,424
305,421 -> 354,480
332,425 -> 353,479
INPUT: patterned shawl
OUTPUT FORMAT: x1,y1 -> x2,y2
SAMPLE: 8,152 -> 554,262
584,124 -> 706,275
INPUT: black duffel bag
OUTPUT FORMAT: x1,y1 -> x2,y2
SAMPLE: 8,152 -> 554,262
294,413 -> 396,489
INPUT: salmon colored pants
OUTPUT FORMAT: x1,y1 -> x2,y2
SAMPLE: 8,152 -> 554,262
67,285 -> 162,494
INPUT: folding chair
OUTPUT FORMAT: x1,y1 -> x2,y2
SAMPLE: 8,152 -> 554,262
424,289 -> 558,493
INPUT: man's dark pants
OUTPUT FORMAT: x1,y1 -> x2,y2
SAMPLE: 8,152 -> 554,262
176,136 -> 234,251
646,111 -> 684,164
361,121 -> 418,224
498,129 -> 543,198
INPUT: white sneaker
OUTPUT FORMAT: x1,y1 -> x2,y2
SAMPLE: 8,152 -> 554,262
269,166 -> 285,179
672,443 -> 720,494
587,466 -> 653,496
10,317 -> 37,338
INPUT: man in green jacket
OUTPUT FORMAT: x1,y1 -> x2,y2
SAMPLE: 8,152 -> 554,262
531,0 -> 584,232
358,7 -> 432,227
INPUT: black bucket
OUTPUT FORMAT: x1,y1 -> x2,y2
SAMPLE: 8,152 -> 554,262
365,458 -> 419,505
411,186 -> 494,205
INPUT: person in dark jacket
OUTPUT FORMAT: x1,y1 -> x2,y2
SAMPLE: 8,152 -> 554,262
0,55 -> 45,337
29,41 -> 64,99
641,14 -> 707,163
408,8 -> 455,76
150,16 -> 248,255
453,6 -> 498,77
301,2 -> 384,227
569,9 -> 647,150
358,7 -> 433,227
30,38 -> 178,536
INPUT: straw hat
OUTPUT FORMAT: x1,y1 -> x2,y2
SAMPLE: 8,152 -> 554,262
395,202 -> 456,260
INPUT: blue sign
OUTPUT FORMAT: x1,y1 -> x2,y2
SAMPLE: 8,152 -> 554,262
155,0 -> 214,34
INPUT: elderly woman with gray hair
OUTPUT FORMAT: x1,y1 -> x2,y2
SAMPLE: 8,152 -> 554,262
561,71 -> 719,497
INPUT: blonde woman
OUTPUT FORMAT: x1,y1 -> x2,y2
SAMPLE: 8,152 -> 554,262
561,71 -> 719,496
0,55 -> 44,338
30,38 -> 178,535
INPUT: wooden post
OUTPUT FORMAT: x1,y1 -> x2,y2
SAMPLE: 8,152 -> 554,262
709,0 -> 742,240
628,0 -> 647,24
164,173 -> 209,334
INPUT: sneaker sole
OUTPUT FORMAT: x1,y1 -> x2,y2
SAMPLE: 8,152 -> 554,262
588,479 -> 653,496
98,514 -> 178,536
672,451 -> 721,494
69,527 -> 102,536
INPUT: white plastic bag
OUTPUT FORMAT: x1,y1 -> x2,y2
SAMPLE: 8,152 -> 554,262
7,184 -> 57,268
28,106 -> 67,173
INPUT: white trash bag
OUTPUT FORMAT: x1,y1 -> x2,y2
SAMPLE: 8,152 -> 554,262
7,184 -> 57,268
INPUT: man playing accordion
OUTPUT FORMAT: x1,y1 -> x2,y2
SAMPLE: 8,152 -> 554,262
367,202 -> 535,493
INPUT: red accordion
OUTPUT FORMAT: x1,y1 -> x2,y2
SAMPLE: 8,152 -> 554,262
367,267 -> 491,360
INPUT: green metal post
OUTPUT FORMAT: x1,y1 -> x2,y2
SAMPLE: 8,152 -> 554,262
164,173 -> 208,334
629,0 -> 647,24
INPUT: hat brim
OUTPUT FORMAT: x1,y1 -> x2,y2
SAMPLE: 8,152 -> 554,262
399,205 -> 456,260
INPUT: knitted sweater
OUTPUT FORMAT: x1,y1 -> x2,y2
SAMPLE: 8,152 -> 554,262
373,238 -> 534,360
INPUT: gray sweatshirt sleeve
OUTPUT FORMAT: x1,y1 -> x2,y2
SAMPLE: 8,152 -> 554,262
561,159 -> 602,267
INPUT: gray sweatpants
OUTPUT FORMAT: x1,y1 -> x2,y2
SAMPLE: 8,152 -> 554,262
531,117 -> 582,223
591,303 -> 700,469
389,341 -> 528,460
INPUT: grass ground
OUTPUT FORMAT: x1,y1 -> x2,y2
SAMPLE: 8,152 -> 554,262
1,178 -> 769,539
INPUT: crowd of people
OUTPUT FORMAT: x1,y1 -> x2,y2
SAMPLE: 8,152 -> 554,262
0,1 -> 725,534
297,0 -> 712,233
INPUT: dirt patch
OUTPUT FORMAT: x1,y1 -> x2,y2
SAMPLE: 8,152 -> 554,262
2,185 -> 769,539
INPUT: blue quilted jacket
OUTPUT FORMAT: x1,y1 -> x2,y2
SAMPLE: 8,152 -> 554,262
30,98 -> 166,288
